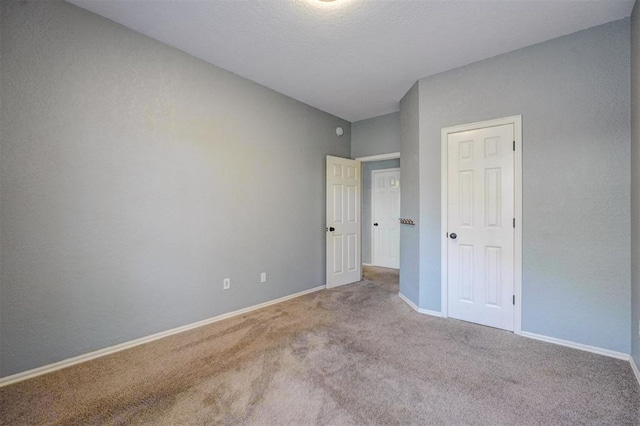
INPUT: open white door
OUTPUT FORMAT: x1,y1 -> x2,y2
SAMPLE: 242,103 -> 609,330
326,156 -> 361,288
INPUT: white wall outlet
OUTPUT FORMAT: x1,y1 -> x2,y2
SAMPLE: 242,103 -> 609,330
260,272 -> 267,283
223,278 -> 230,290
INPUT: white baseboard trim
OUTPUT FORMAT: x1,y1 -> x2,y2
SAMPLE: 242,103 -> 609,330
520,331 -> 630,361
398,292 -> 442,317
362,263 -> 373,267
0,285 -> 326,388
630,356 -> 640,386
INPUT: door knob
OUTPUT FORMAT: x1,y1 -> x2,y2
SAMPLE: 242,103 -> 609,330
450,233 -> 457,240
329,227 -> 335,232
373,223 -> 379,226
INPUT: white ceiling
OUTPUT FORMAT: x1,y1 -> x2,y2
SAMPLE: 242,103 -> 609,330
68,0 -> 635,122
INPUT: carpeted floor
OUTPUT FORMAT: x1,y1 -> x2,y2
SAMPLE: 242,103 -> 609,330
1,266 -> 639,425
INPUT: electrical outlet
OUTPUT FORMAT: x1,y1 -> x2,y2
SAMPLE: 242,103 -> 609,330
223,278 -> 230,290
260,272 -> 267,283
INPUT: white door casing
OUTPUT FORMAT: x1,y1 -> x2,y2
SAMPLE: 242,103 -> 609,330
441,116 -> 522,333
326,156 -> 361,288
372,168 -> 400,269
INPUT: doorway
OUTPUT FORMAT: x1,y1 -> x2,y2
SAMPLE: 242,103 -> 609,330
356,153 -> 401,271
441,116 -> 522,333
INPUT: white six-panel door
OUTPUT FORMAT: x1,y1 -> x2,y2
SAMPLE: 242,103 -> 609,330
326,156 -> 361,288
372,169 -> 400,269
447,124 -> 515,331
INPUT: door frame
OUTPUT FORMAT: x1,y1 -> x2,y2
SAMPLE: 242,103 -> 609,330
355,152 -> 400,162
355,152 -> 400,272
440,116 -> 522,334
371,167 -> 401,268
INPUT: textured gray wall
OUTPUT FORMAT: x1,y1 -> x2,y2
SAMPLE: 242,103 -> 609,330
362,159 -> 401,265
414,19 -> 631,352
399,83 -> 420,305
0,0 -> 350,377
351,112 -> 400,158
631,3 -> 640,364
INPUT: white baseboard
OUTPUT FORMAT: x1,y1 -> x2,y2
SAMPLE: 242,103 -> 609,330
520,331 -> 630,361
398,292 -> 442,317
397,296 -> 634,377
630,356 -> 640,386
0,285 -> 326,388
362,263 -> 373,267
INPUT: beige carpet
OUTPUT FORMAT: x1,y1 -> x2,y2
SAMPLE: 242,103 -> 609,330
1,266 -> 639,425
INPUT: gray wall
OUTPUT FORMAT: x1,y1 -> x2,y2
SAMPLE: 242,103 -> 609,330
631,3 -> 640,365
353,112 -> 402,266
362,159 -> 401,265
399,83 -> 420,305
413,19 -> 631,352
351,112 -> 400,158
0,0 -> 350,377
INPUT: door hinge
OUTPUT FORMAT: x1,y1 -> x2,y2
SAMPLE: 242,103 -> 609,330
513,218 -> 515,228
513,141 -> 515,151
513,295 -> 515,305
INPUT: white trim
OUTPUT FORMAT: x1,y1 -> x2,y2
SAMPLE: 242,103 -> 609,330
440,115 -> 523,334
355,152 -> 400,162
362,263 -> 373,267
513,117 -> 523,334
631,356 -> 640,386
0,285 -> 326,388
398,292 -> 443,317
520,331 -> 630,361
440,127 -> 448,317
